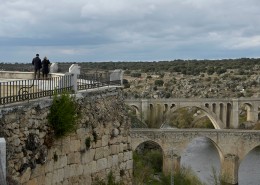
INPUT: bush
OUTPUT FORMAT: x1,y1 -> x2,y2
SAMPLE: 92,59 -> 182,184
154,79 -> 164,86
48,91 -> 79,138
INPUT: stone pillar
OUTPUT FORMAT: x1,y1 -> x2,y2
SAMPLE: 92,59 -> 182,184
49,63 -> 58,73
110,69 -> 124,86
0,138 -> 6,185
163,152 -> 181,175
222,104 -> 227,127
69,64 -> 81,93
221,154 -> 239,185
247,103 -> 258,122
231,99 -> 239,128
141,99 -> 149,123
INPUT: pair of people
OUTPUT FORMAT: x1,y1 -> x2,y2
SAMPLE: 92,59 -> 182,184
32,54 -> 50,79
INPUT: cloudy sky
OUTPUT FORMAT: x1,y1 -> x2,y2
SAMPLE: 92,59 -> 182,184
1,0 -> 260,63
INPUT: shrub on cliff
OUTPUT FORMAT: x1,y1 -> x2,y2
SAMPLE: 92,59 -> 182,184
48,91 -> 79,138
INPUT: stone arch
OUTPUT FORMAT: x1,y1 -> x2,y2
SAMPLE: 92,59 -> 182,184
239,144 -> 260,165
238,145 -> 260,184
129,105 -> 140,116
182,136 -> 224,162
181,136 -> 224,183
170,105 -> 224,129
240,103 -> 253,122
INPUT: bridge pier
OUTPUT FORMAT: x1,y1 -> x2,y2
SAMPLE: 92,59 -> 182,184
221,154 -> 239,185
163,153 -> 181,175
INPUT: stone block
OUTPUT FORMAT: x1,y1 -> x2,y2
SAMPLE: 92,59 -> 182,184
96,158 -> 108,171
31,164 -> 45,179
27,178 -> 37,185
69,140 -> 81,152
112,155 -> 118,167
94,147 -> 104,160
126,160 -> 133,170
20,167 -> 32,184
102,135 -> 109,147
110,144 -> 119,155
67,152 -> 80,164
53,155 -> 67,170
45,160 -> 54,173
81,149 -> 95,164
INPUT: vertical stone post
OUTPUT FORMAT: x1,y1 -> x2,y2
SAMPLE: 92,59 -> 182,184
247,102 -> 258,122
69,64 -> 81,93
0,138 -> 6,185
222,104 -> 227,127
110,69 -> 124,86
141,99 -> 149,123
231,99 -> 239,128
221,154 -> 239,185
163,152 -> 181,175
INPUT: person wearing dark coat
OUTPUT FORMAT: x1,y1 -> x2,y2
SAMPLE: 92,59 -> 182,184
42,56 -> 50,79
32,54 -> 42,79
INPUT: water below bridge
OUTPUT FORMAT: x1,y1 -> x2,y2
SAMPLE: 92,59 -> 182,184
182,137 -> 260,185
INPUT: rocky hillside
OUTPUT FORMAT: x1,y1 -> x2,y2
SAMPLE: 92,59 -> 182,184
123,69 -> 260,99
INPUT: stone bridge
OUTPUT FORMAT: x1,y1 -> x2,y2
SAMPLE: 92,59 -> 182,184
125,98 -> 260,129
130,128 -> 260,185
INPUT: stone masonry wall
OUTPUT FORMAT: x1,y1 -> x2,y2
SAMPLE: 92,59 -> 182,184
0,89 -> 132,185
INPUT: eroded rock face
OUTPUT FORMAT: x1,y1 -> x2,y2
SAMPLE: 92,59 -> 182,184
0,90 -> 133,185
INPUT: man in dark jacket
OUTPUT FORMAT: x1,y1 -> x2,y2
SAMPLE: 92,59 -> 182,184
32,54 -> 42,79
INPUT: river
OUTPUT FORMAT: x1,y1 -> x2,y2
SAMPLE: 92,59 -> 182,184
181,137 -> 260,185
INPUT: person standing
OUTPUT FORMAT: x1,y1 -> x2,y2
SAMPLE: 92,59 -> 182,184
42,56 -> 50,79
32,54 -> 42,79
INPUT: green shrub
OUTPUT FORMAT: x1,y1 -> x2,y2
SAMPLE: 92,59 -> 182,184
85,137 -> 91,149
48,91 -> 79,138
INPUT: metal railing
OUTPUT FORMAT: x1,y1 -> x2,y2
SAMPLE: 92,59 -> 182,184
77,72 -> 121,90
0,72 -> 122,105
0,75 -> 73,105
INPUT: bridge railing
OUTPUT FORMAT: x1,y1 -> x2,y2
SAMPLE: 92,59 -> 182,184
0,70 -> 123,106
0,74 -> 73,105
77,71 -> 121,90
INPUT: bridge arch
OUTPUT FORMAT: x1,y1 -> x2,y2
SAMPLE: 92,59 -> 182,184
238,145 -> 260,184
182,136 -> 224,162
170,105 -> 224,129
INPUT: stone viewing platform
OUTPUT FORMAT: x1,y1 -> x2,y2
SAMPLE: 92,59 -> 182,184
0,63 -> 124,106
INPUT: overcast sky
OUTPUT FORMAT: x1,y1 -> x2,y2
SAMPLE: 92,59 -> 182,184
1,0 -> 260,63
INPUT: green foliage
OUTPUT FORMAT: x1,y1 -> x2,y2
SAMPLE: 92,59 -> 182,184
154,79 -> 164,86
48,92 -> 79,138
133,150 -> 205,185
92,131 -> 98,143
93,171 -> 123,185
169,108 -> 195,128
131,72 -> 142,78
85,137 -> 91,150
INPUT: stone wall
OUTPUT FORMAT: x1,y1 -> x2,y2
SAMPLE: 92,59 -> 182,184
0,88 -> 132,185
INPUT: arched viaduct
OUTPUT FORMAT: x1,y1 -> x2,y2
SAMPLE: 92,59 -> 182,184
125,98 -> 260,129
130,129 -> 260,185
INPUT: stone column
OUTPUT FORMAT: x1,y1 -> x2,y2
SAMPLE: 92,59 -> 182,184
222,104 -> 227,127
141,99 -> 149,123
247,103 -> 258,122
163,152 -> 181,175
221,154 -> 239,185
231,99 -> 239,128
0,138 -> 6,185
